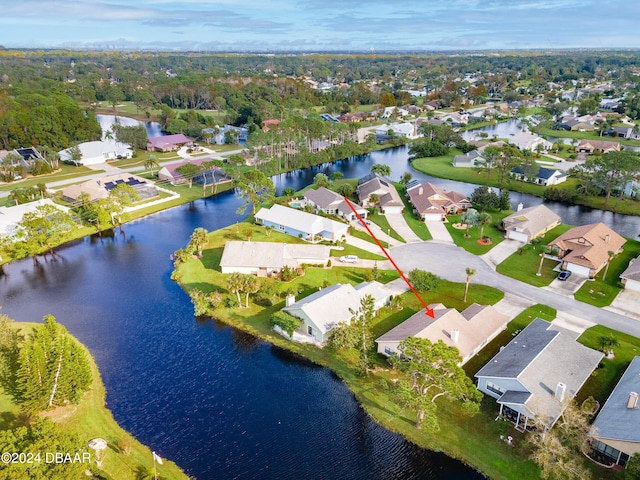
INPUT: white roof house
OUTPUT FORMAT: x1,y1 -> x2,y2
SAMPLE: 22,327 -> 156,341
283,281 -> 392,344
219,241 -> 330,275
507,132 -> 552,152
254,204 -> 348,242
0,199 -> 71,237
502,204 -> 561,243
59,139 -> 133,166
376,303 -> 509,364
375,122 -> 420,140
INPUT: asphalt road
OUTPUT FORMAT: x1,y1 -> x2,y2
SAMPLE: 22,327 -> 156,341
390,242 -> 640,338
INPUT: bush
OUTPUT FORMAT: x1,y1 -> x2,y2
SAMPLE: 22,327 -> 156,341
543,187 -> 577,204
280,265 -> 298,282
270,311 -> 302,337
408,269 -> 441,292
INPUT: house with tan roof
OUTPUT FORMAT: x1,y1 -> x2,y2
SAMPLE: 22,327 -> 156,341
577,139 -> 621,154
406,182 -> 470,221
621,258 -> 640,292
303,187 -> 367,221
60,173 -> 158,203
356,175 -> 404,214
283,281 -> 392,344
376,303 -> 509,364
502,204 -> 561,243
219,241 -> 330,275
476,318 -> 603,431
548,222 -> 626,277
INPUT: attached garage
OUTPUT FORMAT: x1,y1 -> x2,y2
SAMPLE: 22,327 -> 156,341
382,205 -> 404,215
422,212 -> 444,222
563,263 -> 591,277
506,231 -> 529,243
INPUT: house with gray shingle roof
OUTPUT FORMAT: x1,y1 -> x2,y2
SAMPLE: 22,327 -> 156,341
589,356 -> 640,467
376,303 -> 509,364
303,187 -> 367,221
475,318 -> 603,431
510,166 -> 567,186
219,241 -> 330,275
452,150 -> 484,168
283,281 -> 392,344
357,175 -> 404,214
502,204 -> 561,243
621,258 -> 640,292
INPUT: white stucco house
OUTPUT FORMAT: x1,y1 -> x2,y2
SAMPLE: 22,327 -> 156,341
59,139 -> 133,166
219,241 -> 330,275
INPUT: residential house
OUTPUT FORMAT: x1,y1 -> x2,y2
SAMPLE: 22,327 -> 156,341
438,111 -> 469,127
356,175 -> 404,214
303,187 -> 367,221
589,357 -> 640,467
157,157 -> 230,186
475,318 -> 603,431
507,132 -> 552,152
375,122 -> 420,141
620,258 -> 640,292
502,204 -> 561,243
0,199 -> 71,237
556,116 -> 595,132
60,173 -> 158,203
577,139 -> 621,154
406,182 -> 470,221
381,106 -> 409,119
0,147 -> 48,171
376,303 -> 509,365
548,223 -> 626,277
610,125 -> 634,139
452,150 -> 484,168
600,98 -> 622,110
219,241 -> 330,275
283,281 -> 392,344
59,139 -> 133,166
254,204 -> 348,242
510,166 -> 567,186
262,119 -> 280,131
147,134 -> 192,152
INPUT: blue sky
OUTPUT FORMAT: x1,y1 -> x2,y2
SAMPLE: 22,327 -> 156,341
1,0 -> 638,51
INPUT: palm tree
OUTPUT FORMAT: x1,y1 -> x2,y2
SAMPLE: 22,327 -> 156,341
242,275 -> 260,308
463,267 -> 476,302
477,211 -> 492,239
227,273 -> 245,307
189,227 -> 208,258
144,155 -> 160,177
598,333 -> 620,358
602,250 -> 615,281
536,245 -> 552,276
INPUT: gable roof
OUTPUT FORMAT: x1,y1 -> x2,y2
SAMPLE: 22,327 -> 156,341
219,241 -> 330,270
376,303 -> 508,361
158,157 -> 224,181
406,182 -> 469,215
303,187 -> 344,210
254,204 -> 348,236
476,318 -> 603,427
549,223 -> 626,270
503,205 -> 561,236
283,281 -> 389,335
591,356 -> 640,443
621,258 -> 640,282
511,166 -> 564,181
577,139 -> 620,152
60,173 -> 151,202
147,133 -> 192,150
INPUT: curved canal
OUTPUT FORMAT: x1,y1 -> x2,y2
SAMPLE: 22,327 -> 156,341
1,143 -> 639,479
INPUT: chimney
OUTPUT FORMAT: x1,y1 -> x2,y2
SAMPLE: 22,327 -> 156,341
418,187 -> 423,196
451,329 -> 460,343
517,202 -> 523,211
285,294 -> 296,307
555,382 -> 566,402
628,392 -> 639,409
605,234 -> 610,244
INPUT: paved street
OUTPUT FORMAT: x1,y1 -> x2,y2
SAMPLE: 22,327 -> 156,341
389,242 -> 640,338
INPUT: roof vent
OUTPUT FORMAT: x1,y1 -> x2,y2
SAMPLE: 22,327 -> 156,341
628,392 -> 639,409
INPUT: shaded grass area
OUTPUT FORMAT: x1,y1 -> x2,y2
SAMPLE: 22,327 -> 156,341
0,322 -> 187,480
393,182 -> 432,240
574,237 -> 640,307
445,211 -> 511,255
172,223 -> 539,480
496,224 -> 573,287
0,164 -> 102,192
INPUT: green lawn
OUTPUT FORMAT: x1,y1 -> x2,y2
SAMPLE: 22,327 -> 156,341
367,212 -> 405,243
0,322 -> 188,480
349,227 -> 389,249
172,223 -> 545,480
496,224 -> 573,287
0,164 -> 101,192
574,237 -> 640,307
393,182 -> 432,240
536,126 -> 640,148
445,211 -> 511,255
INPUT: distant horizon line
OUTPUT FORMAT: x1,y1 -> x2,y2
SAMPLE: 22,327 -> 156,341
3,46 -> 640,56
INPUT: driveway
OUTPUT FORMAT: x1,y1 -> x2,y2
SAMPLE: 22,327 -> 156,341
479,239 -> 522,269
545,274 -> 588,297
424,220 -> 454,244
385,212 -> 422,243
344,233 -> 387,256
350,219 -> 404,248
606,290 -> 640,321
389,242 -> 640,339
331,256 -> 392,270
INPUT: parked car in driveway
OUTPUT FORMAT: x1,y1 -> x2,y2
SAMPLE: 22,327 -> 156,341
557,270 -> 572,281
339,255 -> 359,264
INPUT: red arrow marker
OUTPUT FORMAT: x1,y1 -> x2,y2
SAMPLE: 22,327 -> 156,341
343,197 -> 434,318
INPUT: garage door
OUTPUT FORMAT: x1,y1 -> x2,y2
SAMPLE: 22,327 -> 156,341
507,231 -> 529,243
423,213 -> 443,222
383,206 -> 404,215
565,263 -> 591,277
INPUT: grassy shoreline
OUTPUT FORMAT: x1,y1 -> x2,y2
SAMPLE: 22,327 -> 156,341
172,221 -> 544,480
0,322 -> 188,480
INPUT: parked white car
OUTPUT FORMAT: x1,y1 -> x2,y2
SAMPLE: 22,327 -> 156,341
339,255 -> 359,264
